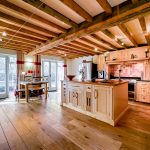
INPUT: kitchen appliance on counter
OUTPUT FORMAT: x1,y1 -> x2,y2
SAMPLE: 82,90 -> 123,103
98,70 -> 105,79
110,76 -> 141,100
81,61 -> 98,81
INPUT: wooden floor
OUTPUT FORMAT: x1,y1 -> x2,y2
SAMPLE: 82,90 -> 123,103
0,92 -> 150,150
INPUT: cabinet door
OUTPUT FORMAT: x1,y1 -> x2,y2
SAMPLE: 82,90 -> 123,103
93,86 -> 112,119
98,55 -> 105,71
110,51 -> 122,61
128,49 -> 145,59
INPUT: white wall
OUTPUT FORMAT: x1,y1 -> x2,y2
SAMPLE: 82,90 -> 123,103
67,56 -> 94,80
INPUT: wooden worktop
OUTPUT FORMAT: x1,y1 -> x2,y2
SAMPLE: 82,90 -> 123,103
65,79 -> 128,86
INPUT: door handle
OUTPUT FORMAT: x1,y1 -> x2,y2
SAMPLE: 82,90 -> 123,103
94,89 -> 98,99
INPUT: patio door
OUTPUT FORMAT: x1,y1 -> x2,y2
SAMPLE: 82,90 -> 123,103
0,56 -> 8,99
42,61 -> 57,91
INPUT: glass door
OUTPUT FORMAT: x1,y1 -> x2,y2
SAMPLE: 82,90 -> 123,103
42,61 -> 57,91
0,56 -> 8,99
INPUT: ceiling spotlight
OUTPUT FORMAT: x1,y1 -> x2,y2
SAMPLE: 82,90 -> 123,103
0,38 -> 2,42
114,37 -> 118,41
2,31 -> 7,36
64,54 -> 67,57
121,42 -> 124,46
94,48 -> 98,52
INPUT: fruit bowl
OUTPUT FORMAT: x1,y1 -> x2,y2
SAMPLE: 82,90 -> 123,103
67,75 -> 75,81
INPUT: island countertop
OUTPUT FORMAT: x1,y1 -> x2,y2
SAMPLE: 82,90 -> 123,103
65,79 -> 128,86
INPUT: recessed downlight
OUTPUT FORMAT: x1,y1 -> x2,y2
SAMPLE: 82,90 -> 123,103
94,48 -> 98,52
0,38 -> 2,42
2,31 -> 7,36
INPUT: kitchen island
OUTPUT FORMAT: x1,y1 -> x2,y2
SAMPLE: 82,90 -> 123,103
61,80 -> 128,126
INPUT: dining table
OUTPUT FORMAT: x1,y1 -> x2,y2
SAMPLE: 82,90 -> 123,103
20,81 -> 48,102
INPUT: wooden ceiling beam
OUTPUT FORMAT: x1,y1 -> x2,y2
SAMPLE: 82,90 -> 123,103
96,0 -> 112,14
65,43 -> 95,53
131,0 -> 139,4
102,29 -> 127,48
1,39 -> 36,48
2,36 -> 39,46
58,45 -> 94,55
23,0 -> 77,27
118,24 -> 138,47
90,34 -> 117,50
59,0 -> 92,22
0,21 -> 49,40
80,37 -> 108,51
28,0 -> 150,55
0,12 -> 57,37
71,40 -> 96,50
0,42 -> 34,49
0,45 -> 30,51
139,16 -> 150,45
0,1 -> 66,33
0,30 -> 45,44
56,46 -> 91,56
52,48 -> 85,57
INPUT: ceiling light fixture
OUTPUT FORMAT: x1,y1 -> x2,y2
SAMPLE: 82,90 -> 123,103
94,48 -> 98,52
64,54 -> 67,57
2,31 -> 7,36
121,42 -> 124,46
114,37 -> 118,41
0,38 -> 2,42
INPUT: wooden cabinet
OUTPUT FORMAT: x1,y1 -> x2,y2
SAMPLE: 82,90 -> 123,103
128,49 -> 145,60
67,83 -> 84,109
93,85 -> 112,120
109,51 -> 122,61
136,81 -> 150,103
85,84 -> 93,112
63,81 -> 128,126
97,54 -> 105,71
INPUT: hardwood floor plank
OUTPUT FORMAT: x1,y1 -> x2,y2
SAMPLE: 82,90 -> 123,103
0,121 -> 10,150
0,107 -> 27,150
0,92 -> 149,150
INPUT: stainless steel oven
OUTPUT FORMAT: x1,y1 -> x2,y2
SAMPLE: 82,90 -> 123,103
128,82 -> 136,100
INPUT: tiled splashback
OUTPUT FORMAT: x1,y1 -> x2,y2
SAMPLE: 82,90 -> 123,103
110,63 -> 144,77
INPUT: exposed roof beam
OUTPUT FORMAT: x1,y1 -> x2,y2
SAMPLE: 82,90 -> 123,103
0,12 -> 57,37
71,40 -> 96,50
96,0 -> 112,14
90,34 -> 117,50
101,29 -> 127,48
1,39 -> 36,48
118,24 -> 138,47
0,30 -> 45,44
54,47 -> 90,56
2,36 -> 39,46
80,37 -> 108,51
0,1 -> 66,33
23,0 -> 77,27
59,0 -> 92,22
0,45 -> 30,51
0,42 -> 34,49
28,0 -> 150,55
0,21 -> 48,40
139,16 -> 150,45
65,43 -> 95,53
59,45 -> 94,55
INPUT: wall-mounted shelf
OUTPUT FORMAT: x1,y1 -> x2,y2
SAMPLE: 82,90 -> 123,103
106,57 -> 150,64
